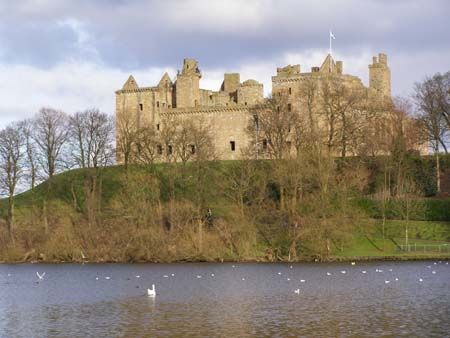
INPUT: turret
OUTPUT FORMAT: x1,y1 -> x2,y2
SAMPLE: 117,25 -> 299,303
369,53 -> 391,98
175,58 -> 202,108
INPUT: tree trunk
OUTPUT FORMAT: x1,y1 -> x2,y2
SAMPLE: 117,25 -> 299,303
436,152 -> 441,193
7,196 -> 15,244
43,199 -> 49,235
198,219 -> 203,254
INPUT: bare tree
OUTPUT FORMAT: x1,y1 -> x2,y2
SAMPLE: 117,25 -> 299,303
69,109 -> 115,168
20,119 -> 39,189
173,118 -> 196,164
159,117 -> 177,163
134,126 -> 160,165
33,107 -> 69,178
414,74 -> 449,153
414,74 -> 450,193
320,77 -> 368,157
249,96 -> 298,160
0,123 -> 25,242
116,110 -> 139,169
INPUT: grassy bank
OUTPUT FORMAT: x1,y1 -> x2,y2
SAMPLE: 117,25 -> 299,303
1,161 -> 449,263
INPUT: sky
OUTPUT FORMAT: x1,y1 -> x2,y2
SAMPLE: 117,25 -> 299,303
0,0 -> 449,127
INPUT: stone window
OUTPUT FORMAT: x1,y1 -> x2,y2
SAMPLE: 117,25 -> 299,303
139,103 -> 143,111
277,106 -> 280,112
157,144 -> 163,155
156,124 -> 160,131
245,102 -> 247,106
168,145 -> 173,155
289,87 -> 292,95
262,139 -> 268,151
191,145 -> 196,154
157,101 -> 160,108
288,103 -> 292,112
230,141 -> 236,151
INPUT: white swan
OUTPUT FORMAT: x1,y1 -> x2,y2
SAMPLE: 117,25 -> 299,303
351,262 -> 356,265
419,278 -> 423,282
326,272 -> 332,276
36,272 -> 45,280
385,280 -> 390,284
300,279 -> 306,283
294,289 -> 300,294
147,284 -> 156,297
341,270 -> 346,274
432,271 -> 436,274
362,271 -> 367,274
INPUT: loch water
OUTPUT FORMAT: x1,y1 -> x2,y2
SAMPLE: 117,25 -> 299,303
0,261 -> 449,337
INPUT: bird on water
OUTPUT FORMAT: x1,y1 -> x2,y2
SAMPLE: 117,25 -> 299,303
147,284 -> 156,297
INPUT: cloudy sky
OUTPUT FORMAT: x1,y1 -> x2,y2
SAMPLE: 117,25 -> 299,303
0,0 -> 449,127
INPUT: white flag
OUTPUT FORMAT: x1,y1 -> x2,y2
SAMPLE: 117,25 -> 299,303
330,31 -> 336,40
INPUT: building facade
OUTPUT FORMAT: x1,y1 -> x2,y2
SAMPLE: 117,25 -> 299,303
115,53 -> 393,162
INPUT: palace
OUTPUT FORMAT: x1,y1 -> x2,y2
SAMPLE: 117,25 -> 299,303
115,53 -> 392,162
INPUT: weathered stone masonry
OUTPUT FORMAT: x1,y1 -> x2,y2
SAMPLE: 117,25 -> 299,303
115,53 -> 391,162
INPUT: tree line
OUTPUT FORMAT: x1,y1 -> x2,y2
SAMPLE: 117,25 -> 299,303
0,71 -> 448,259
0,108 -> 114,242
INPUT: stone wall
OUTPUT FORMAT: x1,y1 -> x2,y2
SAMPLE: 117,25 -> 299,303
115,53 -> 395,163
161,106 -> 252,160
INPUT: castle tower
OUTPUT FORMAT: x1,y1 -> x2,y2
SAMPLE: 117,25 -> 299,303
175,58 -> 201,108
369,53 -> 391,98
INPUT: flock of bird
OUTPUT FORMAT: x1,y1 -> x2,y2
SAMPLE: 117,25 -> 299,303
5,260 -> 447,298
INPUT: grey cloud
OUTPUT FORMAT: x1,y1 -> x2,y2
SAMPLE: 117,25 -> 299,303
0,0 -> 449,128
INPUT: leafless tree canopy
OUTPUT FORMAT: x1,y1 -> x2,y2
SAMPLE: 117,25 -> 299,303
69,109 -> 115,168
0,123 -> 25,240
414,72 -> 450,153
32,107 -> 70,178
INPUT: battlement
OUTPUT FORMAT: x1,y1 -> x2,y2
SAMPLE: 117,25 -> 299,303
276,65 -> 301,76
116,53 -> 393,164
369,52 -> 391,98
370,53 -> 388,67
181,58 -> 201,77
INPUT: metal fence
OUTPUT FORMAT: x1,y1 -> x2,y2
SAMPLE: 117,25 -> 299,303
397,243 -> 450,253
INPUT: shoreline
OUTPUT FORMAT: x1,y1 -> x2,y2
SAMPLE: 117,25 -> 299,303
1,254 -> 449,265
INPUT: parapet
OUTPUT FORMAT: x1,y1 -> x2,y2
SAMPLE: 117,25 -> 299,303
181,58 -> 201,77
241,79 -> 262,87
370,53 -> 388,67
222,73 -> 240,93
276,64 -> 301,76
335,61 -> 343,74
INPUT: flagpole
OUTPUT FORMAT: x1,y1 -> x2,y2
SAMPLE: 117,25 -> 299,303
329,30 -> 332,56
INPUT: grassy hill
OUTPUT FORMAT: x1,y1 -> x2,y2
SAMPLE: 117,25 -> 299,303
1,161 -> 449,263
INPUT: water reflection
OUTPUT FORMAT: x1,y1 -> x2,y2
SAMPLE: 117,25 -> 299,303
0,261 -> 449,337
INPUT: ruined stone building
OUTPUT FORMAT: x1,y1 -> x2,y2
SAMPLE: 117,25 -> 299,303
115,53 -> 393,162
